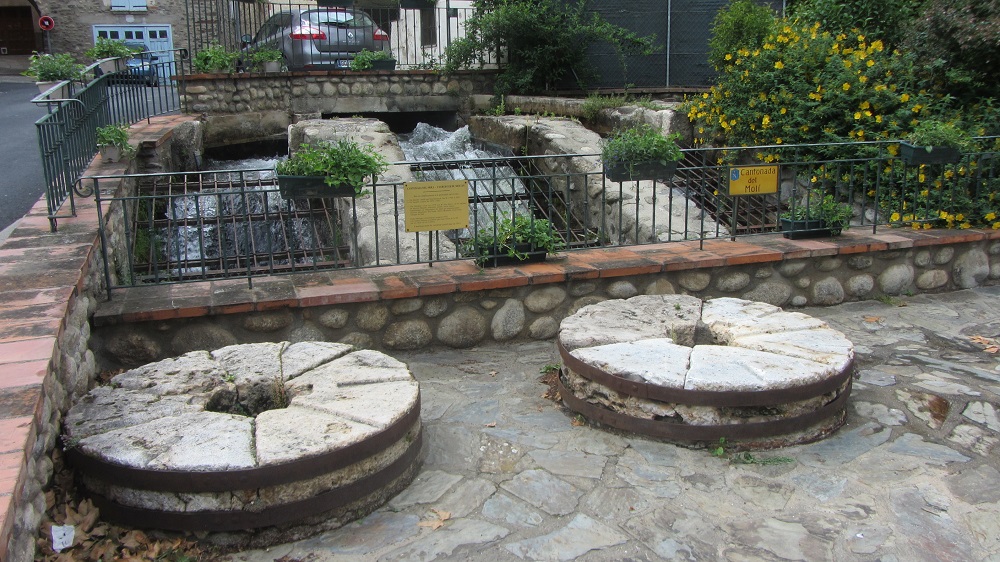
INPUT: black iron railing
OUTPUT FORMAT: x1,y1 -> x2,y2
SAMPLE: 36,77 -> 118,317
80,140 -> 999,297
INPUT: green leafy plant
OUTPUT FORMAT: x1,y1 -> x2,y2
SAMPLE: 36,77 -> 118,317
350,48 -> 394,70
904,119 -> 973,152
708,0 -> 777,71
275,140 -> 389,192
463,213 -> 562,266
95,123 -> 136,159
601,124 -> 683,172
443,0 -> 655,97
23,52 -> 84,82
192,43 -> 239,74
780,189 -> 852,230
85,38 -> 139,60
247,47 -> 284,70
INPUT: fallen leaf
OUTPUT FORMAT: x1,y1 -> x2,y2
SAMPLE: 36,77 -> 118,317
970,335 -> 993,345
431,509 -> 452,521
484,422 -> 496,428
417,520 -> 444,530
863,316 -> 882,323
571,417 -> 585,427
985,345 -> 999,353
488,370 -> 498,377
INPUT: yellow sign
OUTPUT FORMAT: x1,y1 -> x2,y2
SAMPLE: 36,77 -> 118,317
728,165 -> 779,196
404,180 -> 470,233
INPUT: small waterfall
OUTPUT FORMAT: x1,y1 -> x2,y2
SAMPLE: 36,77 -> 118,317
162,155 -> 330,274
399,124 -> 530,238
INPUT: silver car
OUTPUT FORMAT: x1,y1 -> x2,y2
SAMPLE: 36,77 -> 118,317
246,8 -> 390,70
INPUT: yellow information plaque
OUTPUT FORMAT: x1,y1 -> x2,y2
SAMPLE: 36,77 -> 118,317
728,165 -> 779,196
404,180 -> 470,233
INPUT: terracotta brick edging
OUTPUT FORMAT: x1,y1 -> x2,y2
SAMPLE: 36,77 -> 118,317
2,110 -> 1000,560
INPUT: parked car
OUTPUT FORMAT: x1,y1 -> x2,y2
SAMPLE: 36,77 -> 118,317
243,8 -> 390,70
115,43 -> 159,86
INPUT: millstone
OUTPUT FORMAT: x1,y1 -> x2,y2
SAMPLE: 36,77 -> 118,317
557,296 -> 854,448
64,342 -> 422,548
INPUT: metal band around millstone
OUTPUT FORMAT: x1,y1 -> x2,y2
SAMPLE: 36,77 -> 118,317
557,371 -> 850,442
84,429 -> 423,532
558,339 -> 853,407
65,392 -> 421,493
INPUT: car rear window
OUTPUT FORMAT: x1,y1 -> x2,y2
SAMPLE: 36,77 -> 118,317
303,10 -> 375,28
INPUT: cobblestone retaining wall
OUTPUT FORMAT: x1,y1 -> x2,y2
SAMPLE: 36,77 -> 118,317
92,239 -> 1000,371
179,70 -> 497,118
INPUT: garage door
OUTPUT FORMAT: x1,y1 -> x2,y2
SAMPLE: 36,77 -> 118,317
93,25 -> 174,81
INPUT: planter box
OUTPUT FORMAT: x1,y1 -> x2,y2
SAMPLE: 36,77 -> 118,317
604,160 -> 677,182
276,176 -> 358,199
368,59 -> 397,71
779,218 -> 841,239
100,145 -> 124,164
899,142 -> 962,166
475,243 -> 547,268
262,61 -> 282,73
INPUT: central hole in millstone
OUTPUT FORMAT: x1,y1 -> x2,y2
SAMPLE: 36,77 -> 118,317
205,376 -> 294,417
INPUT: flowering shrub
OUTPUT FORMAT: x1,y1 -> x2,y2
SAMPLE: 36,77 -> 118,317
684,20 -> 942,159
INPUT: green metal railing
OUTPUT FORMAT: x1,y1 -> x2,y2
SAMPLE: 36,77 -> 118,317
34,48 -> 188,231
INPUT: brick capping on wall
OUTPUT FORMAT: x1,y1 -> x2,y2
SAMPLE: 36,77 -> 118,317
2,114 -> 1000,560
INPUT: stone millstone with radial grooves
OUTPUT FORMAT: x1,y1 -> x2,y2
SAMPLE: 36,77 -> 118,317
557,295 -> 854,449
63,341 -> 422,549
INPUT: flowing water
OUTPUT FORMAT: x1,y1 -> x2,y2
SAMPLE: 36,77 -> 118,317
157,124 -> 527,275
399,123 -> 531,238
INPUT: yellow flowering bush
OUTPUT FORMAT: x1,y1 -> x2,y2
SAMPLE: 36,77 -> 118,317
683,19 -> 935,157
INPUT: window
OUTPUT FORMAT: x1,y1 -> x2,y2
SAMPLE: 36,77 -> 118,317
110,0 -> 147,12
420,7 -> 436,47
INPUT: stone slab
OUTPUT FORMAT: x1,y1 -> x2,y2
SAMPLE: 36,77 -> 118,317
569,338 -> 689,388
558,294 -> 702,351
686,345 -> 835,392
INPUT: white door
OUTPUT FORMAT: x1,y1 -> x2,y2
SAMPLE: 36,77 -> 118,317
93,25 -> 174,81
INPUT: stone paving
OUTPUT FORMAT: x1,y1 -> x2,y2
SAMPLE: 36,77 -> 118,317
223,287 -> 1000,562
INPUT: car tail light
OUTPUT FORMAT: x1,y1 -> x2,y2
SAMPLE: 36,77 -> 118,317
373,28 -> 389,41
290,25 -> 327,40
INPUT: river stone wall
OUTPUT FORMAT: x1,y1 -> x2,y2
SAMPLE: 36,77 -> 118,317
179,70 -> 496,122
92,240 -> 1000,371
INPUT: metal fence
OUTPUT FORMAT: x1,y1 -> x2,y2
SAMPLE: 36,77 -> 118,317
34,49 -> 187,231
80,139 -> 999,297
185,1 -> 493,70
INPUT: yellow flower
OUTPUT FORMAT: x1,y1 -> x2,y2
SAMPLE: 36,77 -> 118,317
725,53 -> 733,61
867,59 -> 875,67
890,212 -> 900,221
912,104 -> 923,113
842,82 -> 851,91
854,112 -> 862,120
900,93 -> 910,102
960,222 -> 971,229
860,101 -> 870,109
780,107 -> 787,115
993,222 -> 1000,230
875,115 -> 883,123
774,61 -> 784,69
923,223 -> 932,230
887,144 -> 898,156
872,39 -> 884,51
810,176 -> 818,183
844,60 -> 853,69
986,212 -> 997,221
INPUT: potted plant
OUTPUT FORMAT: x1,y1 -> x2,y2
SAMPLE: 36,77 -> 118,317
601,124 -> 684,182
779,189 -> 852,239
247,47 -> 284,72
463,213 -> 561,267
899,119 -> 972,165
350,49 -> 396,71
23,52 -> 84,94
85,38 -> 138,76
274,140 -> 389,198
96,123 -> 136,163
192,43 -> 239,74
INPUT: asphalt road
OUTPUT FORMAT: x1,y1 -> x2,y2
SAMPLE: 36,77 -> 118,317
0,79 -> 48,232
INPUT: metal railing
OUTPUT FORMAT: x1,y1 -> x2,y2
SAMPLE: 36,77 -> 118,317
80,139 -> 999,297
186,1 -> 493,70
34,49 -> 188,231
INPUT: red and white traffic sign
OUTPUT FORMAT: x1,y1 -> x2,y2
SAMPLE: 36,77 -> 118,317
38,16 -> 55,31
